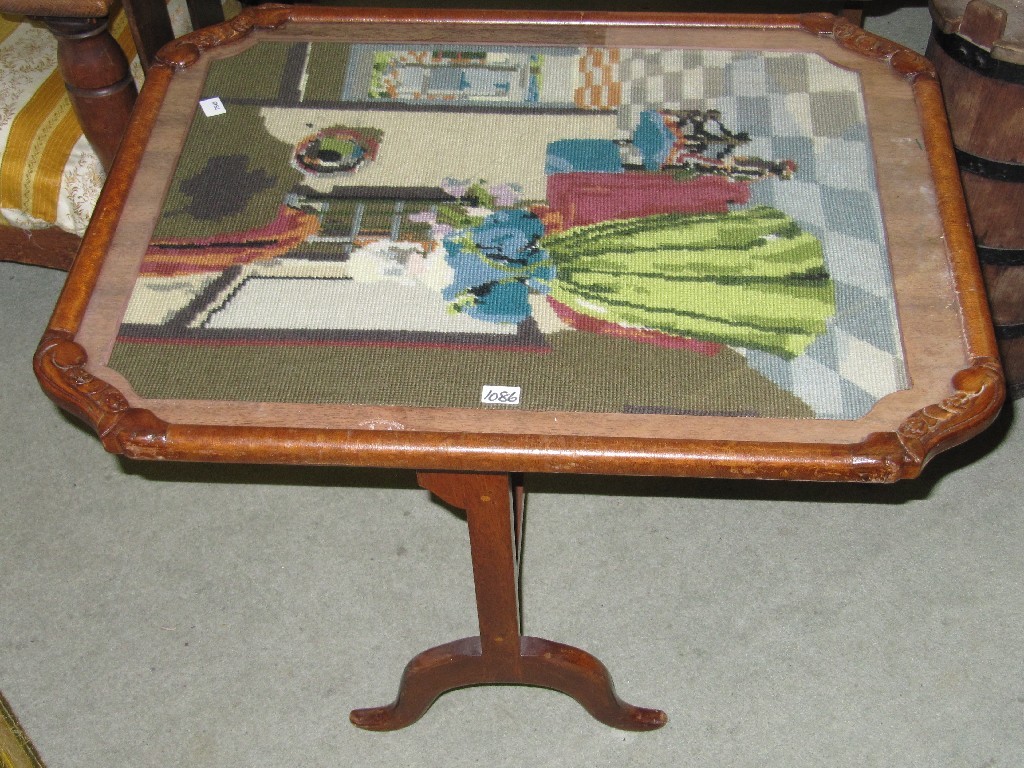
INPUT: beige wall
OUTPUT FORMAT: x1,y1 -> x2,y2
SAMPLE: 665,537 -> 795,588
261,107 -> 619,198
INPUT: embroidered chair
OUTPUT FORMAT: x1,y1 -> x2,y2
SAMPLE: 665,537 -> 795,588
0,0 -> 222,269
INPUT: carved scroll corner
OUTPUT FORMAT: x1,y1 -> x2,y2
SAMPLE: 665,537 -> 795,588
33,329 -> 169,458
154,40 -> 201,70
895,357 -> 1006,472
154,4 -> 292,70
890,48 -> 938,82
809,14 -> 937,82
798,11 -> 842,36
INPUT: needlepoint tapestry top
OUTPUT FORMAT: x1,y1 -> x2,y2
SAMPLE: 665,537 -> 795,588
108,41 -> 908,419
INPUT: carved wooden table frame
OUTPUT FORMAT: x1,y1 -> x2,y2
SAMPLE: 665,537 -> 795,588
35,7 -> 1005,731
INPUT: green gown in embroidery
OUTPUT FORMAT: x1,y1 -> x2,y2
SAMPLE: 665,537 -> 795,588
541,206 -> 836,359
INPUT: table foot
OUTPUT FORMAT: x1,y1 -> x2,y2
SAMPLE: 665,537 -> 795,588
351,472 -> 668,731
518,636 -> 668,730
349,635 -> 667,731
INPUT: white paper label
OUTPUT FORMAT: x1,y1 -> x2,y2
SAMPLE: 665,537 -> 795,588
199,97 -> 227,117
481,385 -> 521,406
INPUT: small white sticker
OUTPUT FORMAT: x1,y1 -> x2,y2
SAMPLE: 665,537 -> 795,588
199,97 -> 226,117
481,385 -> 521,406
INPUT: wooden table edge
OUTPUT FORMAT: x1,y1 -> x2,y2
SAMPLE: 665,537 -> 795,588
33,329 -> 1004,481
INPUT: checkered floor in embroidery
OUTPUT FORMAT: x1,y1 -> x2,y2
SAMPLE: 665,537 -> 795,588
614,49 -> 907,418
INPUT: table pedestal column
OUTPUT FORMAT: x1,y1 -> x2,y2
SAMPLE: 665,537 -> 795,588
349,471 -> 667,731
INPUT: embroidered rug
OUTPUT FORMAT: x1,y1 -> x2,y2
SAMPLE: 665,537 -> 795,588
0,693 -> 47,768
108,41 -> 908,419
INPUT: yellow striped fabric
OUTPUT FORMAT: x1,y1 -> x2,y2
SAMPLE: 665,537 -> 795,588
0,16 -> 20,45
0,12 -> 137,226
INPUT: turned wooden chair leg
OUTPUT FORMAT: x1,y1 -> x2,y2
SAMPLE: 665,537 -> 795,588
36,15 -> 137,171
349,471 -> 667,731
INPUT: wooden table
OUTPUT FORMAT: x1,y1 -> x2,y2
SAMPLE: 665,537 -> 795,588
35,6 -> 1005,731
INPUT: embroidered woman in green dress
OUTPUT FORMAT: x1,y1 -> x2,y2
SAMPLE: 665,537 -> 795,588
442,206 -> 835,360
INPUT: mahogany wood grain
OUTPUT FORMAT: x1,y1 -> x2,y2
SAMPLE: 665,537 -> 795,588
0,225 -> 78,271
349,471 -> 667,731
37,15 -> 137,171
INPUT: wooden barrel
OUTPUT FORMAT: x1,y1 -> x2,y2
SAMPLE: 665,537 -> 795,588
927,0 -> 1024,398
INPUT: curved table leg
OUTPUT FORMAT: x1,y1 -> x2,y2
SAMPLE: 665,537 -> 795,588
350,635 -> 666,731
350,472 -> 667,731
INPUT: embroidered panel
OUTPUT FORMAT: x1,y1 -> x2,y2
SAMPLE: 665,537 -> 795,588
108,42 -> 908,419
